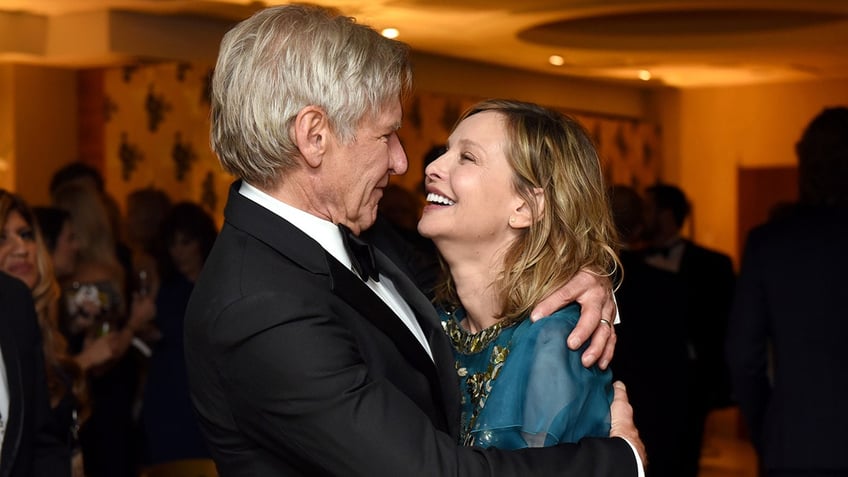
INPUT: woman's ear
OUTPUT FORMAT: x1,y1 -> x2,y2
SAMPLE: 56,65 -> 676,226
509,187 -> 545,229
293,105 -> 330,168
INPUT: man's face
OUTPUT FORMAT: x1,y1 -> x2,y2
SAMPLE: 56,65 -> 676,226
322,99 -> 407,234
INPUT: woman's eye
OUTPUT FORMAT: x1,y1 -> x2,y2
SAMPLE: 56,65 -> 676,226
460,153 -> 476,163
20,229 -> 35,241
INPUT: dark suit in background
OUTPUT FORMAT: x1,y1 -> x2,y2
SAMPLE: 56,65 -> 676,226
613,250 -> 690,477
677,239 -> 736,412
728,106 -> 848,477
643,182 -> 736,477
727,205 -> 848,475
0,272 -> 70,477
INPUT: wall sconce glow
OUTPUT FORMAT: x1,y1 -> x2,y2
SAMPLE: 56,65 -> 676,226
638,69 -> 652,81
548,55 -> 565,66
381,28 -> 400,39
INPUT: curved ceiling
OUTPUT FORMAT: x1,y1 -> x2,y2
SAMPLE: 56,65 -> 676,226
1,0 -> 847,88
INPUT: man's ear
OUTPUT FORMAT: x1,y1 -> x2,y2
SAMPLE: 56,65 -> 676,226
293,105 -> 330,168
509,187 -> 545,229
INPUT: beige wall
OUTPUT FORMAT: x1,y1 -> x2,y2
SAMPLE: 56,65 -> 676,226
656,78 -> 848,265
411,52 -> 652,120
0,65 -> 13,191
1,64 -> 78,206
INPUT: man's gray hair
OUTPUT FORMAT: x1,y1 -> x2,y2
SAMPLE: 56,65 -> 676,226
210,4 -> 412,188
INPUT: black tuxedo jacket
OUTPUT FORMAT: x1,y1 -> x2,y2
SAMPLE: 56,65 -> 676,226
678,239 -> 736,410
727,205 -> 848,472
184,182 -> 636,477
0,272 -> 69,477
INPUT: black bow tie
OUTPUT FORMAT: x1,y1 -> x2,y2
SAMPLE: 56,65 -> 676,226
338,224 -> 380,282
645,240 -> 683,259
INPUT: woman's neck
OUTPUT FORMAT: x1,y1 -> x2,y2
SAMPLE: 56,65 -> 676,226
440,245 -> 503,334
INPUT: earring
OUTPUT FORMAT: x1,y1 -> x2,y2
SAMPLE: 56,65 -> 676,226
509,217 -> 516,224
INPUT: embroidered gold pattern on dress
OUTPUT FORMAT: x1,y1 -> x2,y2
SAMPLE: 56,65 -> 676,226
442,312 -> 516,445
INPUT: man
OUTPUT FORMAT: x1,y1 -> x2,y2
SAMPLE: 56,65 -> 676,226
609,185 -> 689,477
727,107 -> 848,476
642,183 -> 735,477
185,5 -> 644,476
0,272 -> 70,477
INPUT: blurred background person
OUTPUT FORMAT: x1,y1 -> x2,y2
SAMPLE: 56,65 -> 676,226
141,201 -> 216,466
124,186 -> 173,298
641,182 -> 736,477
0,190 -> 91,476
608,184 -> 689,477
727,106 -> 848,477
32,207 -> 79,283
51,182 -> 155,477
49,162 -> 133,296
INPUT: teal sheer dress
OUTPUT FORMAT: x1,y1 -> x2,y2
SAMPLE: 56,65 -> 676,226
440,304 -> 613,449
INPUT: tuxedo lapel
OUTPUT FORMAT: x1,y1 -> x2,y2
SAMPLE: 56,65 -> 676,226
223,182 -> 460,435
372,251 -> 461,438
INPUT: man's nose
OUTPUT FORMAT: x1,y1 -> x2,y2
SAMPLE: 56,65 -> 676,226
388,133 -> 408,176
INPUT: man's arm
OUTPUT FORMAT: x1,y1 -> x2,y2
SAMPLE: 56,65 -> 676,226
219,295 -> 638,477
531,270 -> 617,369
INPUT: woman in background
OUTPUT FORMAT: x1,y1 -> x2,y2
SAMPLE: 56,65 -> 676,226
0,190 -> 95,476
51,183 -> 155,477
418,100 -> 620,448
141,202 -> 217,465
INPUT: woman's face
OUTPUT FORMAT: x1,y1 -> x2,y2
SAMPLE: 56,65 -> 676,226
0,210 -> 39,289
53,220 -> 79,279
169,231 -> 204,281
418,111 -> 525,250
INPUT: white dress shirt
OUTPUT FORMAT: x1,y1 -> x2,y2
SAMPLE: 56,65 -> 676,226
0,342 -> 9,459
239,182 -> 434,362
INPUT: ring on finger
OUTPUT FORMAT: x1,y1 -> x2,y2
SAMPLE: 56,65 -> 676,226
599,318 -> 612,330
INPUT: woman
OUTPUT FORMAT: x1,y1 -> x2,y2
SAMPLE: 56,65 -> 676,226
0,189 -> 93,476
418,100 -> 620,449
141,202 -> 217,465
52,182 -> 155,477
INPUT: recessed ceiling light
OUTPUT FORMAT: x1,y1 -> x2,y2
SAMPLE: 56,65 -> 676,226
638,69 -> 652,81
381,28 -> 400,39
548,55 -> 565,66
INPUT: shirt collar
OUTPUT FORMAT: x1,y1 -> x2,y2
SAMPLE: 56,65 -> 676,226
238,181 -> 352,270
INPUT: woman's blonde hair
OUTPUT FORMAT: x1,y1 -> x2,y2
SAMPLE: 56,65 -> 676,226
210,4 -> 412,188
52,182 -> 124,291
434,100 -> 620,321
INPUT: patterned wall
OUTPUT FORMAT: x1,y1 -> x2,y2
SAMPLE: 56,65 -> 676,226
100,62 -> 228,223
397,91 -> 663,195
95,62 -> 661,223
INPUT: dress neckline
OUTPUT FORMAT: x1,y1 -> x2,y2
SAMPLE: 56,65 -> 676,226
440,307 -> 520,354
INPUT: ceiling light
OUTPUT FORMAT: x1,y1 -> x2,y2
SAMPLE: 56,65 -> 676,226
548,55 -> 564,66
638,69 -> 652,81
381,28 -> 400,39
